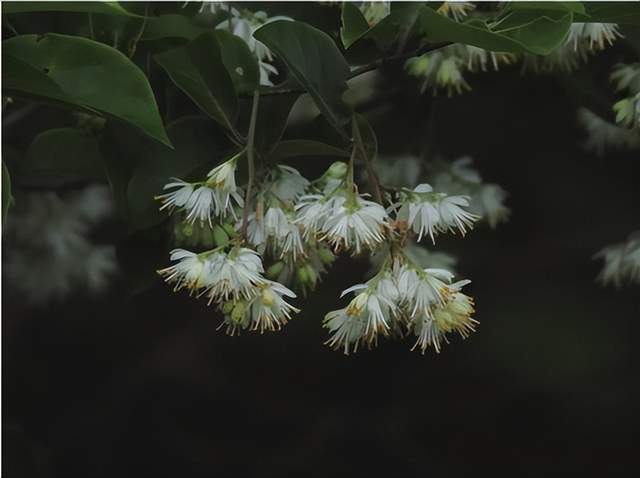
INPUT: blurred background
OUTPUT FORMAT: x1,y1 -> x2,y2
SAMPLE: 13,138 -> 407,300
3,11 -> 639,478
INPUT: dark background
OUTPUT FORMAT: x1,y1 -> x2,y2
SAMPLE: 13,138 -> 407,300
3,30 -> 639,478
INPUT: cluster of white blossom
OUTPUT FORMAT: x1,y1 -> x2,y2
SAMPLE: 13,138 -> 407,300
610,63 -> 640,131
403,2 -> 622,95
325,254 -> 476,354
594,233 -> 640,287
3,185 -> 118,305
157,146 -> 483,353
522,23 -> 623,73
199,1 -> 291,86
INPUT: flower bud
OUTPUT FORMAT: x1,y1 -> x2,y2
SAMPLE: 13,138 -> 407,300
222,301 -> 235,314
231,301 -> 247,323
326,161 -> 348,179
296,265 -> 309,284
213,224 -> 230,247
266,261 -> 285,280
317,247 -> 335,265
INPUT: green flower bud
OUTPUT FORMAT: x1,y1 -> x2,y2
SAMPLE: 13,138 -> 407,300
266,261 -> 285,280
317,247 -> 335,266
182,222 -> 194,238
304,264 -> 317,287
201,225 -> 216,248
231,301 -> 247,323
213,224 -> 230,247
326,161 -> 348,179
222,301 -> 235,314
296,265 -> 309,285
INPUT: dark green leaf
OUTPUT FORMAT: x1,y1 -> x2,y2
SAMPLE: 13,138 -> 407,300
22,128 -> 105,185
3,34 -> 171,146
215,30 -> 260,94
142,14 -> 207,41
127,116 -> 233,231
270,140 -> 349,162
2,1 -> 136,16
577,2 -> 640,25
254,89 -> 300,155
508,2 -> 586,14
341,3 -> 370,49
419,6 -> 572,55
2,161 -> 13,224
255,20 -> 351,138
155,32 -> 238,132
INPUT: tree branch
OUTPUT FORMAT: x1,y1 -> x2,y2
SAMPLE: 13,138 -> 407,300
255,41 -> 453,97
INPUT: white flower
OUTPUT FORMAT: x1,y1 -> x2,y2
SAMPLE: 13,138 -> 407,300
323,308 -> 366,355
613,92 -> 640,130
295,194 -> 336,238
396,266 -> 454,317
580,23 -> 623,51
157,156 -> 243,223
610,63 -> 640,94
205,156 -> 244,217
321,195 -> 389,254
578,108 -> 640,156
268,165 -> 309,202
250,281 -> 299,332
157,248 -> 214,292
397,184 -> 479,243
263,206 -> 306,261
205,247 -> 266,302
595,233 -> 640,287
411,290 -> 477,354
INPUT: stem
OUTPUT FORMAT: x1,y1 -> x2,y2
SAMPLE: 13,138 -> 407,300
352,117 -> 383,204
255,41 -> 452,98
88,14 -> 95,40
240,90 -> 260,240
346,144 -> 357,191
128,3 -> 149,58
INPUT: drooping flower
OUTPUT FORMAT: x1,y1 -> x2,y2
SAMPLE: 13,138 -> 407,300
321,194 -> 389,254
267,165 -> 310,202
396,184 -> 479,243
411,290 -> 477,354
396,266 -> 454,317
577,108 -> 640,156
263,206 -> 306,261
157,155 -> 243,224
157,248 -> 217,293
294,194 -> 337,238
595,233 -> 640,287
249,281 -> 300,333
205,247 -> 266,302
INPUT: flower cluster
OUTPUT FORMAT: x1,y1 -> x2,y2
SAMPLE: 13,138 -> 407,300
158,247 -> 299,334
324,254 -> 477,354
157,154 -> 244,225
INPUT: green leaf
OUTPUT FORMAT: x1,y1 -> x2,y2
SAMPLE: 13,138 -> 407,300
418,6 -> 572,55
254,20 -> 351,138
214,30 -> 260,94
126,116 -> 233,231
2,161 -> 13,224
2,1 -> 136,16
141,14 -> 207,41
341,3 -> 370,49
155,32 -> 239,133
22,128 -> 105,185
343,4 -> 422,64
253,86 -> 300,155
577,2 -> 640,25
508,2 -> 586,15
3,34 -> 171,146
269,140 -> 349,162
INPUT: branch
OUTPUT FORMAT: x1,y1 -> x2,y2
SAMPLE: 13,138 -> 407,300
256,41 -> 453,97
240,90 -> 260,240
